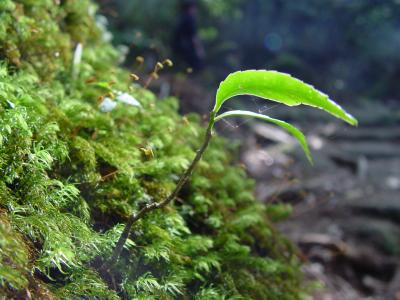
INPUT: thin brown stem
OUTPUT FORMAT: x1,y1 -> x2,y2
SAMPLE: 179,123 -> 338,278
100,112 -> 216,271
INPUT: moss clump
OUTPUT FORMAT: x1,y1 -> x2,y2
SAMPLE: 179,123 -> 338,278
0,1 -> 306,299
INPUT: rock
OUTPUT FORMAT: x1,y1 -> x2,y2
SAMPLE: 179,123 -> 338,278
318,125 -> 400,142
252,122 -> 295,144
334,141 -> 400,159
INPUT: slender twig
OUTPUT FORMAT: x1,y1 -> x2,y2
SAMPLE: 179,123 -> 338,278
100,112 -> 216,271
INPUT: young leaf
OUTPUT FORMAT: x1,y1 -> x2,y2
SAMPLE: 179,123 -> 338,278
213,70 -> 357,126
215,110 -> 312,163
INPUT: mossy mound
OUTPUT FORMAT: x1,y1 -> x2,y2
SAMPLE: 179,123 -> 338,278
0,1 -> 306,299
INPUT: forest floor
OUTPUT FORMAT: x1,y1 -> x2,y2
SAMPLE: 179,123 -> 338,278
238,101 -> 400,300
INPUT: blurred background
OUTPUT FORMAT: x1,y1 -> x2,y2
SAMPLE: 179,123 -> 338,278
97,1 -> 400,299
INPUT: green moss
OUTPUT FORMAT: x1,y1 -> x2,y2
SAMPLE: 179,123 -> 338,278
0,212 -> 29,292
0,1 -> 306,299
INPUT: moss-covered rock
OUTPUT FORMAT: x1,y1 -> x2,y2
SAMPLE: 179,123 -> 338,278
0,1 -> 307,299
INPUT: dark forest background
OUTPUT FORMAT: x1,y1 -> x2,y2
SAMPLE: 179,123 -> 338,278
98,0 -> 400,104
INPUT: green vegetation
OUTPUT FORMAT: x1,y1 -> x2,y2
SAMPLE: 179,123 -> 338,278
108,69 -> 357,267
0,1 -> 356,299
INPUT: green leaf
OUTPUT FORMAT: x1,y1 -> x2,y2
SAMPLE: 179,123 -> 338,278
214,70 -> 357,126
215,110 -> 312,163
94,82 -> 112,90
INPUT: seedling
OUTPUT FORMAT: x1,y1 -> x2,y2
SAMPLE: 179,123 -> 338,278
101,70 -> 357,271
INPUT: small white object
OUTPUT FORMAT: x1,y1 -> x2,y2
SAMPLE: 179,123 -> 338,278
386,176 -> 400,190
99,97 -> 117,112
6,100 -> 15,109
116,92 -> 141,107
72,43 -> 83,79
73,43 -> 83,67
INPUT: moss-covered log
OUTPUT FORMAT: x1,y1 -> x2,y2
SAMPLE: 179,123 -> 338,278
0,1 -> 306,298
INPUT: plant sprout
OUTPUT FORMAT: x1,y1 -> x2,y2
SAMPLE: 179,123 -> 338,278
101,70 -> 357,271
